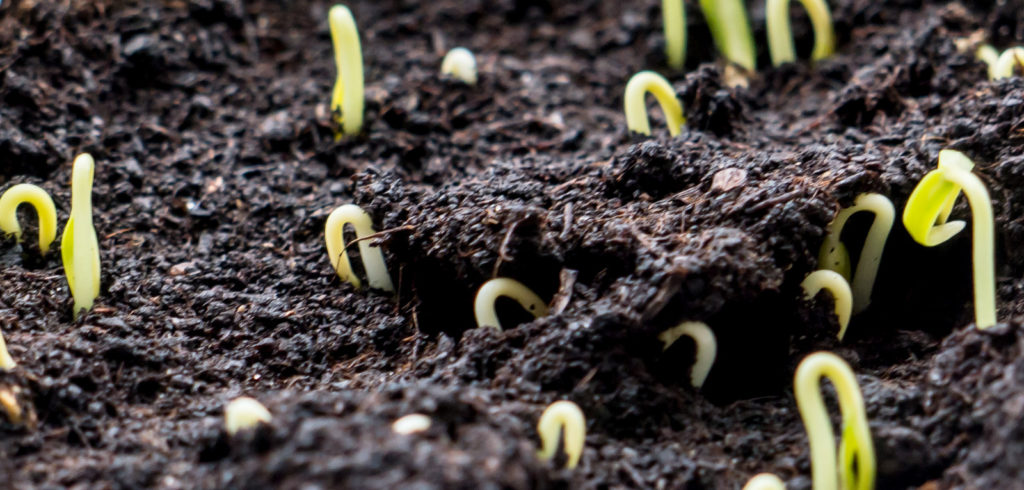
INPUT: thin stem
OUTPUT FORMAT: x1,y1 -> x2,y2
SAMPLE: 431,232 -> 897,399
699,0 -> 756,70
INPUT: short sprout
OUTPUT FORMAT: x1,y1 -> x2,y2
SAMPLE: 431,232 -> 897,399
0,328 -> 15,371
662,0 -> 686,69
324,204 -> 395,292
0,184 -> 57,254
817,193 -> 894,314
474,278 -> 549,330
329,4 -> 365,139
743,473 -> 786,490
976,45 -> 999,79
624,71 -> 685,137
699,0 -> 756,70
993,47 -> 1024,80
392,413 -> 432,435
0,387 -> 22,425
794,352 -> 875,490
657,321 -> 717,388
903,149 -> 995,329
441,47 -> 477,85
536,400 -> 585,469
61,154 -> 101,318
766,0 -> 835,66
224,396 -> 272,435
801,270 -> 853,340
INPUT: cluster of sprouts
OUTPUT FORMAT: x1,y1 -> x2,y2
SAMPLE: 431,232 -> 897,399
977,45 -> 1024,80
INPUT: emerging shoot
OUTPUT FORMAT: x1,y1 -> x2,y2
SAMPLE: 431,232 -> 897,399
903,150 -> 995,329
817,193 -> 894,313
743,473 -> 786,490
662,0 -> 686,69
537,400 -> 585,469
0,387 -> 22,425
624,71 -> 685,137
766,0 -> 835,66
0,328 -> 14,370
441,47 -> 478,85
474,278 -> 549,330
657,320 -> 717,388
976,44 -> 999,79
329,4 -> 365,138
224,396 -> 272,435
801,271 -> 852,340
324,204 -> 395,292
0,184 -> 57,254
699,0 -> 756,70
392,413 -> 432,435
62,154 -> 101,318
795,352 -> 875,490
993,47 -> 1024,80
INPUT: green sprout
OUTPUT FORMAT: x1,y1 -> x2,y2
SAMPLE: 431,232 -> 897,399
766,0 -> 835,66
0,327 -> 14,371
441,47 -> 477,85
662,0 -> 686,69
329,4 -> 365,139
801,270 -> 852,340
62,153 -> 101,318
903,149 -> 995,329
795,352 -> 875,490
742,473 -> 786,490
537,400 -> 585,469
977,45 -> 1024,80
657,321 -> 717,388
224,396 -> 272,435
474,278 -> 549,330
392,413 -> 432,435
817,193 -> 894,314
0,184 -> 57,255
624,71 -> 685,136
699,0 -> 756,71
324,204 -> 395,292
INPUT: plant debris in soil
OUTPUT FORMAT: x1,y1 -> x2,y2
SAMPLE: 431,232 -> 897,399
2,0 -> 1024,488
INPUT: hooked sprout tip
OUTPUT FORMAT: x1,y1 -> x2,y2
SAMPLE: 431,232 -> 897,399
474,278 -> 549,330
537,400 -> 585,469
657,321 -> 717,388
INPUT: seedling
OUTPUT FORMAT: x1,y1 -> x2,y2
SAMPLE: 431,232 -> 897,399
329,4 -> 365,139
324,204 -> 395,292
624,71 -> 685,136
392,413 -> 432,435
976,45 -> 999,79
699,0 -> 756,70
62,154 -> 101,318
662,0 -> 686,69
743,473 -> 786,490
0,328 -> 14,370
0,387 -> 22,425
441,47 -> 477,85
795,352 -> 875,490
224,396 -> 272,435
537,400 -> 585,469
657,320 -> 716,388
903,149 -> 995,329
766,0 -> 835,66
801,270 -> 853,340
817,193 -> 894,313
0,184 -> 57,254
474,278 -> 549,330
992,47 -> 1024,80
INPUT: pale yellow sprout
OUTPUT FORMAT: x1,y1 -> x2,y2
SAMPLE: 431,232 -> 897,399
795,352 -> 875,490
329,4 -> 365,138
624,71 -> 685,137
324,204 -> 395,292
801,270 -> 853,340
0,387 -> 22,425
61,154 -> 101,318
766,0 -> 835,66
537,400 -> 585,469
993,47 -> 1024,80
976,44 -> 999,79
0,328 -> 15,371
224,396 -> 272,435
392,413 -> 432,435
657,321 -> 717,388
440,47 -> 477,85
817,193 -> 894,313
662,0 -> 686,69
743,473 -> 786,490
0,184 -> 57,254
699,0 -> 756,70
473,278 -> 549,330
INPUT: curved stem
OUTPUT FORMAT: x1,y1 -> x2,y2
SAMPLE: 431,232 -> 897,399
324,204 -> 394,292
657,321 -> 717,388
977,44 -> 999,79
0,183 -> 57,254
766,0 -> 836,66
993,47 -> 1024,80
938,164 -> 996,329
440,47 -> 477,85
474,278 -> 548,330
624,71 -> 685,136
662,0 -> 686,69
537,400 -> 586,469
819,193 -> 894,313
801,270 -> 852,340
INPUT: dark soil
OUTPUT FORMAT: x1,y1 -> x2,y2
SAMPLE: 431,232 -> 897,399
1,0 -> 1023,488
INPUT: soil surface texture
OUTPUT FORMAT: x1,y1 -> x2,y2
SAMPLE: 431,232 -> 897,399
1,0 -> 1023,488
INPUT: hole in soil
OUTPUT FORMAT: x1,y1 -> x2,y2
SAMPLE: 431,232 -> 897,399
341,223 -> 369,286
